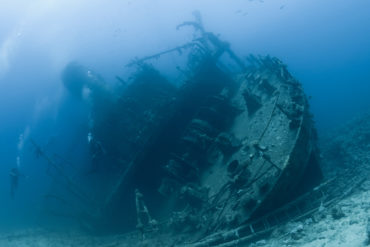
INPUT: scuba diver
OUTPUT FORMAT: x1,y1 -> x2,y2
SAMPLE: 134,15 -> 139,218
86,132 -> 107,174
9,167 -> 21,199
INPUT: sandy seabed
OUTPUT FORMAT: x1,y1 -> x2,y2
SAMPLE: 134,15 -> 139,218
1,183 -> 369,247
253,181 -> 370,247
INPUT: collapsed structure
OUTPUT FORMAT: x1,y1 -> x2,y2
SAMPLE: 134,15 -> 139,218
43,13 -> 323,244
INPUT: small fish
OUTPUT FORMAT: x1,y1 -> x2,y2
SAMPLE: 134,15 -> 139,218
280,4 -> 286,10
113,28 -> 121,37
115,76 -> 126,85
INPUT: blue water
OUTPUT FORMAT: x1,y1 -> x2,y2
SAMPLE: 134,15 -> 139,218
0,0 -> 369,232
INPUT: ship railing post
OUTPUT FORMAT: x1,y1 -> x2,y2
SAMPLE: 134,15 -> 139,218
249,224 -> 255,234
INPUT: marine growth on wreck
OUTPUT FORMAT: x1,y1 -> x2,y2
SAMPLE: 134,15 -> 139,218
37,14 -> 324,243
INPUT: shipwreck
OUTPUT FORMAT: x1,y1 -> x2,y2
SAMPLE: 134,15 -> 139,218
35,13 -> 323,245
